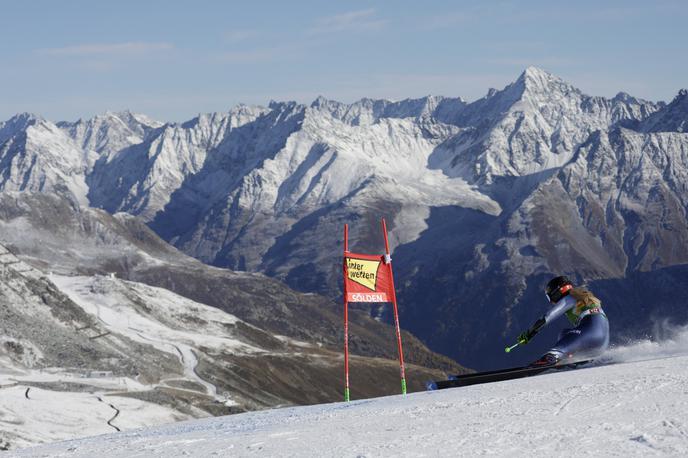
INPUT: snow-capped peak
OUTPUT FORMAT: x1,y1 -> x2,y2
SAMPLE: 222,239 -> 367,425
310,95 -> 331,107
641,89 -> 688,132
521,65 -> 556,82
309,95 -> 467,126
3,112 -> 43,126
103,109 -> 164,130
0,113 -> 43,144
513,66 -> 580,99
644,89 -> 688,132
613,91 -> 637,103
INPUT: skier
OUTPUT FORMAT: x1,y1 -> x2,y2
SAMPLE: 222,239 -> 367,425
517,276 -> 609,366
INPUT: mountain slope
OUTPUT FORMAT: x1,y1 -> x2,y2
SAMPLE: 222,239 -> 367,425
397,124 -> 688,369
149,98 -> 499,296
0,191 -> 461,373
84,107 -> 269,220
430,67 -> 661,183
641,89 -> 688,133
14,342 -> 688,457
57,110 -> 163,158
0,114 -> 94,206
0,197 -> 462,449
0,257 -> 449,449
0,191 -> 465,449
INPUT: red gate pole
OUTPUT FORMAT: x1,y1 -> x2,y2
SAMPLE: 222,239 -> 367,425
381,218 -> 407,395
343,224 -> 351,402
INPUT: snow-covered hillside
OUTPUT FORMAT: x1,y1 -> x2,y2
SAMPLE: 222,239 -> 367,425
0,268 -> 453,450
14,333 -> 688,457
0,192 -> 462,450
0,264 -> 286,448
0,191 -> 460,374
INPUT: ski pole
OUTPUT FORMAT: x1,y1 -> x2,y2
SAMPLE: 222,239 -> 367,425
504,339 -> 526,353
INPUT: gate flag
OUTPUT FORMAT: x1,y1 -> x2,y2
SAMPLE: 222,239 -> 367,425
344,253 -> 393,303
342,218 -> 406,402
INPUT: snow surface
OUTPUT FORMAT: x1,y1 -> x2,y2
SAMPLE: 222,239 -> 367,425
13,332 -> 688,457
0,383 -> 190,450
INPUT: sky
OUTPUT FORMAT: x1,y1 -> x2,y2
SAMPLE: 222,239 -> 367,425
0,0 -> 686,122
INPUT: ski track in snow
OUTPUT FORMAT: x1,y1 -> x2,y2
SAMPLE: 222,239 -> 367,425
0,383 -> 187,452
132,331 -> 217,398
13,354 -> 688,457
96,397 -> 121,432
85,291 -> 220,399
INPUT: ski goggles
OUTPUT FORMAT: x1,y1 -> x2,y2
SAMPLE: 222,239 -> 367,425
546,283 -> 572,303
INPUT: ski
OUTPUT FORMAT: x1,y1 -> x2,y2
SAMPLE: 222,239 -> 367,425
427,360 -> 593,390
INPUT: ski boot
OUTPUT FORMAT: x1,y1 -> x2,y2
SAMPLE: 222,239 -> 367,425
530,351 -> 563,367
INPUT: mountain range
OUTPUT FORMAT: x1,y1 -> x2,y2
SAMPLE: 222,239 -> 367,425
1,67 -> 687,377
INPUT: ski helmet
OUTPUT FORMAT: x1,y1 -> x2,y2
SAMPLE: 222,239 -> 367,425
545,276 -> 573,303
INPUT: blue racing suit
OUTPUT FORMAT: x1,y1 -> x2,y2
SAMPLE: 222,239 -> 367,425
543,295 -> 609,360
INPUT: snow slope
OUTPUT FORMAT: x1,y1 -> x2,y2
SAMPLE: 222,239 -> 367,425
14,337 -> 688,457
0,269 -> 270,449
0,255 -> 457,450
0,383 -> 191,451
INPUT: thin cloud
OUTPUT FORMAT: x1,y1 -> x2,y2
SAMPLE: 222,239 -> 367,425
309,9 -> 387,35
422,12 -> 471,30
217,48 -> 280,64
216,40 -> 316,64
39,42 -> 174,57
480,40 -> 551,52
483,57 -> 576,67
223,29 -> 260,44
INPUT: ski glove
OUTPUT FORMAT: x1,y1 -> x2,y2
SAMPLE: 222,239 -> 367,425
519,317 -> 546,344
518,331 -> 531,344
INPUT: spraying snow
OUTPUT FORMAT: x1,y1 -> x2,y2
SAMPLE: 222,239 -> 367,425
603,323 -> 688,364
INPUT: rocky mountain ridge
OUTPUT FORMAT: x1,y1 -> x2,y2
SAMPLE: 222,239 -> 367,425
1,67 -> 687,370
